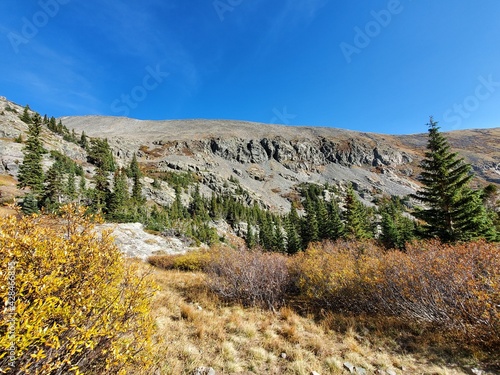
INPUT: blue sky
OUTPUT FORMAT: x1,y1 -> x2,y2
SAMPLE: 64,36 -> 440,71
0,0 -> 499,134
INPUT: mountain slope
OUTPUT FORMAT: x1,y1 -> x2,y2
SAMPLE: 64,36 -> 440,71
1,95 -> 499,213
60,115 -> 500,210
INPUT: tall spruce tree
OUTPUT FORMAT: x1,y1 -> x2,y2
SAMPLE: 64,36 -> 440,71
258,213 -> 275,250
79,131 -> 89,149
411,118 -> 495,242
272,217 -> 286,252
317,199 -> 331,240
65,172 -> 77,200
42,164 -> 65,210
91,167 -> 111,214
301,196 -> 320,247
343,184 -> 372,240
285,215 -> 302,254
17,113 -> 46,196
245,223 -> 257,249
129,153 -> 144,203
48,116 -> 57,132
327,199 -> 344,240
108,168 -> 129,218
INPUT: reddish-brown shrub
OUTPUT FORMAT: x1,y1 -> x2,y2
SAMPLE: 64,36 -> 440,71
378,240 -> 500,346
206,246 -> 291,309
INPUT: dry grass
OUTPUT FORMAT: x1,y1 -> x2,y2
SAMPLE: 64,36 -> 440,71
135,262 -> 494,375
0,174 -> 17,186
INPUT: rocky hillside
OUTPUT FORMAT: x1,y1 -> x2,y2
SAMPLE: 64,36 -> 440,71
59,115 -> 500,210
1,95 -> 499,214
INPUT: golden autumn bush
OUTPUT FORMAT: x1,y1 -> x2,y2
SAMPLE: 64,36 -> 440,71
293,239 -> 500,348
292,240 -> 383,314
147,250 -> 210,272
0,204 -> 156,375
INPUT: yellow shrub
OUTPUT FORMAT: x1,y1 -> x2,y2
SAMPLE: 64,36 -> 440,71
292,240 -> 383,313
148,250 -> 210,272
0,205 -> 156,374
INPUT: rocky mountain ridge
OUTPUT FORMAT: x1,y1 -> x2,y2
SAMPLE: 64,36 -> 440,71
1,97 -> 500,213
60,115 -> 500,210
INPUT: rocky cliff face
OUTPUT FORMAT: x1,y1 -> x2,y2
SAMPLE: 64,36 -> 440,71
203,136 -> 413,170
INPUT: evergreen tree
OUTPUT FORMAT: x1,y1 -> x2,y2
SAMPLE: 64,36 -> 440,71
209,193 -> 222,219
131,172 -> 144,203
379,197 -> 415,249
344,184 -> 372,240
326,199 -> 344,240
108,169 -> 129,218
17,113 -> 46,196
88,138 -> 116,172
258,213 -> 274,250
79,175 -> 87,199
288,204 -> 301,229
301,196 -> 319,247
79,131 -> 89,149
65,172 -> 77,200
170,187 -> 187,220
317,199 -> 331,240
128,153 -> 141,178
246,223 -> 257,249
91,167 -> 111,213
20,105 -> 32,124
48,116 -> 57,132
411,118 -> 495,242
285,215 -> 302,254
457,188 -> 497,241
20,193 -> 39,215
42,164 -> 65,210
190,184 -> 208,220
129,153 -> 143,203
482,185 -> 500,239
57,120 -> 65,134
272,217 -> 286,252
